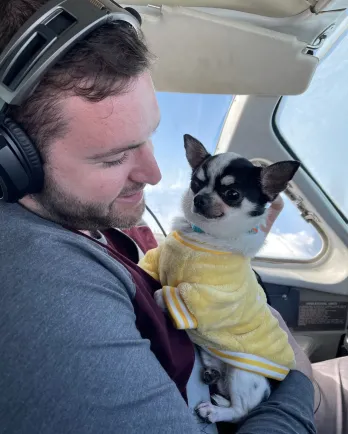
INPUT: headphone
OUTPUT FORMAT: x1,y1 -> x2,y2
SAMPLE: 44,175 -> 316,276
0,0 -> 141,203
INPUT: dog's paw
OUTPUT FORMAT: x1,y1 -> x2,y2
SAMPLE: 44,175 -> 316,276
196,402 -> 221,424
202,368 -> 221,385
154,289 -> 166,311
211,394 -> 231,408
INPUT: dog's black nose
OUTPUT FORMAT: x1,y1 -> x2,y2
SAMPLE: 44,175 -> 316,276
194,194 -> 209,209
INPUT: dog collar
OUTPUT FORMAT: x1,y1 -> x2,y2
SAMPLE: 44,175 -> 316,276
191,224 -> 205,233
191,224 -> 259,235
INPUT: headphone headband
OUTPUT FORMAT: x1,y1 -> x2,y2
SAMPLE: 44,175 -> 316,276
0,0 -> 141,108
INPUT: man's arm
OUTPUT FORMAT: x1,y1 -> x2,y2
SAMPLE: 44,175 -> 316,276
236,370 -> 316,434
0,239 -> 200,434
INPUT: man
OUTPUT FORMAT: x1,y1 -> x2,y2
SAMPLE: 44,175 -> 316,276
0,0 -> 340,433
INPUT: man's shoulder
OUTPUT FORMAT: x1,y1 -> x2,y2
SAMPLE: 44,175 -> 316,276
0,202 -> 100,260
0,203 -> 135,296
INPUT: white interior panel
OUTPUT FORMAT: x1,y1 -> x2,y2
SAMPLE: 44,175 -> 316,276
191,6 -> 346,49
127,0 -> 314,18
138,6 -> 318,95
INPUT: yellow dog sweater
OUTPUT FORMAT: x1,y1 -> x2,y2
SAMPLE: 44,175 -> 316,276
139,231 -> 295,381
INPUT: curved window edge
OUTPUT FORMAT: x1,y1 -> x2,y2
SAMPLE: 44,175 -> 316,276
251,156 -> 329,265
254,224 -> 328,265
272,97 -> 347,225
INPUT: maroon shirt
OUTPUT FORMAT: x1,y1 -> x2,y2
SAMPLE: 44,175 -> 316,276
76,226 -> 195,400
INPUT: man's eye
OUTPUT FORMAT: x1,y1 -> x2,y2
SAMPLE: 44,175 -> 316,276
102,153 -> 129,168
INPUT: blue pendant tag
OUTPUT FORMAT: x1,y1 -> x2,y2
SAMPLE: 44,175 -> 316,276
191,224 -> 205,234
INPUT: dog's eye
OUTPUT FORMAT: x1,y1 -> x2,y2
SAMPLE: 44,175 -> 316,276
223,189 -> 241,201
191,179 -> 204,193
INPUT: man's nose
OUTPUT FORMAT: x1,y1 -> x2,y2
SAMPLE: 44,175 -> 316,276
130,141 -> 162,185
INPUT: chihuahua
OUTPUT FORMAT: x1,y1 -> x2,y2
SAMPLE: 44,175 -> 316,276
145,134 -> 300,424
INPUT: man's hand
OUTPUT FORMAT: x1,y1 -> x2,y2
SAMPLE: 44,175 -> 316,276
260,195 -> 285,236
268,195 -> 285,212
269,306 -> 313,380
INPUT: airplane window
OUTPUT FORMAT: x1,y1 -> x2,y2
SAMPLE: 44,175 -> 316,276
275,31 -> 348,222
257,193 -> 323,261
145,92 -> 323,262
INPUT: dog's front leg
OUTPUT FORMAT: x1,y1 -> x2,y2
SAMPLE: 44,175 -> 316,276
197,368 -> 270,423
154,288 -> 167,311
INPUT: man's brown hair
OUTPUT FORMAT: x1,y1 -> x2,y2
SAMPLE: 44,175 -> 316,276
0,0 -> 152,156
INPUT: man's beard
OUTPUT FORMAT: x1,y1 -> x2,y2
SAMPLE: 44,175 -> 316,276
31,175 -> 146,230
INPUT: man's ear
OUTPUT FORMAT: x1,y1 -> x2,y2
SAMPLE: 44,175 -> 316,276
184,134 -> 211,170
260,161 -> 300,201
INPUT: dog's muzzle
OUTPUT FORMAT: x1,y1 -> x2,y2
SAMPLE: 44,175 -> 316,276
193,194 -> 224,219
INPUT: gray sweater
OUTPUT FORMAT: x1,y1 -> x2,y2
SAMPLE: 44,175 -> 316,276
0,202 -> 316,434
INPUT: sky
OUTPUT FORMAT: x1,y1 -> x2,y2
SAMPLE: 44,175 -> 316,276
144,31 -> 348,261
277,28 -> 348,221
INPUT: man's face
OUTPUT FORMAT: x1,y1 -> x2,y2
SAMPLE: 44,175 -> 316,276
30,72 -> 162,230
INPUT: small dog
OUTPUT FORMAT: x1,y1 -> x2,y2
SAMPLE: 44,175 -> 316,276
139,134 -> 299,424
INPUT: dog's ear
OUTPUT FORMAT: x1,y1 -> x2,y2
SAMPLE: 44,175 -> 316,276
184,134 -> 210,170
260,161 -> 300,201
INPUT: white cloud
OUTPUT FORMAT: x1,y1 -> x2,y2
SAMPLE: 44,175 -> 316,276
169,181 -> 186,190
259,230 -> 316,260
145,184 -> 164,193
169,170 -> 190,191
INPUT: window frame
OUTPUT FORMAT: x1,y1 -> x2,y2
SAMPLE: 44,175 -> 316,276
254,206 -> 328,265
272,97 -> 348,226
250,156 -> 328,265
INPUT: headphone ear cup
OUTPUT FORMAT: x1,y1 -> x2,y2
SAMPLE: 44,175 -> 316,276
2,116 -> 44,193
0,174 -> 9,201
124,7 -> 142,25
